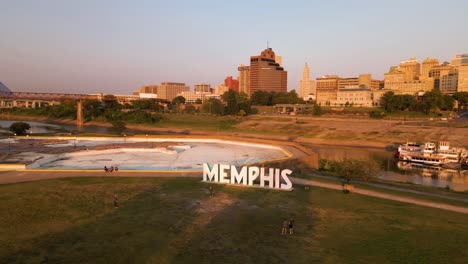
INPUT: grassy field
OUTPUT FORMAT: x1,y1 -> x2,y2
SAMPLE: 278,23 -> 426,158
1,177 -> 467,264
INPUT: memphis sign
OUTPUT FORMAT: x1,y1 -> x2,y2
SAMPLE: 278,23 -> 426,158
202,163 -> 293,190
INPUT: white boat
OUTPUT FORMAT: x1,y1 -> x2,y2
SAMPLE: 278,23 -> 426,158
397,141 -> 466,166
397,142 -> 424,156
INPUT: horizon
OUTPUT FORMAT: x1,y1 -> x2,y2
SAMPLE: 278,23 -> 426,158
1,0 -> 467,94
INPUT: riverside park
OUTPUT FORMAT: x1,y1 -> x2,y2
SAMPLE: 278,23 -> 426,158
0,112 -> 467,264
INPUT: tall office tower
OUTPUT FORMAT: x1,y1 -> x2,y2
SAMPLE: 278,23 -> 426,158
249,48 -> 287,97
224,76 -> 239,92
451,54 -> 468,67
399,57 -> 421,81
238,64 -> 250,95
157,82 -> 190,101
194,83 -> 212,93
275,55 -> 283,66
458,65 -> 468,92
299,63 -> 315,97
421,58 -> 439,80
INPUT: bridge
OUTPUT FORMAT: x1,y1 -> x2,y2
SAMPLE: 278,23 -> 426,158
0,91 -> 171,131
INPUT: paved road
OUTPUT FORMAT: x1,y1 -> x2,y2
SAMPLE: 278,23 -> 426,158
0,170 -> 467,214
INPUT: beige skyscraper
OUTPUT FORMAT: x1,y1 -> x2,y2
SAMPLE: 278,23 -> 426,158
458,65 -> 468,92
238,64 -> 250,95
451,54 -> 468,67
157,82 -> 190,101
399,57 -> 421,81
299,63 -> 315,98
421,58 -> 439,80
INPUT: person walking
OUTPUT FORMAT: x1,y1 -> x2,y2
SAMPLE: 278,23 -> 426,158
289,218 -> 294,235
281,219 -> 288,235
208,185 -> 213,197
113,194 -> 119,208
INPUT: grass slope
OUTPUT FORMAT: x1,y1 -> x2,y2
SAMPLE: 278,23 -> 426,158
0,177 -> 467,264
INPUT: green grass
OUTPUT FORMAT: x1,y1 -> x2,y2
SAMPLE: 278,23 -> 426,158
0,177 -> 467,264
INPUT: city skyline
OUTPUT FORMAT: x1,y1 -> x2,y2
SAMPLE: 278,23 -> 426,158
1,0 -> 467,94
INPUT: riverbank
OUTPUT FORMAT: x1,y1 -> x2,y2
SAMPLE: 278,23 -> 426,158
2,113 -> 467,148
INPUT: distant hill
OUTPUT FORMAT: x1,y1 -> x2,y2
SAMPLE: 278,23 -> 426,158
0,82 -> 12,94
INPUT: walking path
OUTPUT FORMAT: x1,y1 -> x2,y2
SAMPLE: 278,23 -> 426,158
310,173 -> 468,203
291,178 -> 468,214
0,170 -> 467,214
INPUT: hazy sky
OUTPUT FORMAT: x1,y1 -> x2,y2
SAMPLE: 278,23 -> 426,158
1,0 -> 467,94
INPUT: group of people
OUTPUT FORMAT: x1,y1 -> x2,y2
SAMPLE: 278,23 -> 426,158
104,166 -> 119,173
282,218 -> 294,235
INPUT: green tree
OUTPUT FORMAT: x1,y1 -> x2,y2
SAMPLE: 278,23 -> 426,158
171,96 -> 186,113
251,91 -> 273,105
202,98 -> 225,115
222,90 -> 239,115
453,92 -> 468,111
172,96 -> 186,105
184,104 -> 197,114
83,100 -> 102,121
313,104 -> 322,116
110,120 -> 126,135
9,122 -> 31,135
380,91 -> 396,112
336,159 -> 381,182
195,98 -> 203,104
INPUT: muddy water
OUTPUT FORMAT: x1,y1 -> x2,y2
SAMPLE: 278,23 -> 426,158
310,145 -> 468,192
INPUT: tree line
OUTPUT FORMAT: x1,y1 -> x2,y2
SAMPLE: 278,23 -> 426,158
379,91 -> 468,114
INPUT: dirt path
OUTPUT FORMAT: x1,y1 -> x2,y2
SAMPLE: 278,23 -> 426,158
291,178 -> 468,214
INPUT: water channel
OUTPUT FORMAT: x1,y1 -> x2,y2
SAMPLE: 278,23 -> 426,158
1,120 -> 467,191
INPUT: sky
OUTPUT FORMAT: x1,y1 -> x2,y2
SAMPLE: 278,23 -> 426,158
1,0 -> 467,94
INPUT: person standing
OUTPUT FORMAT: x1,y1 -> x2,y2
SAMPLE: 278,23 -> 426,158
208,185 -> 213,197
289,218 -> 294,235
113,194 -> 119,208
282,219 -> 288,235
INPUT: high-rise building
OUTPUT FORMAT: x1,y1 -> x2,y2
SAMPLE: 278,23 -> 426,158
248,48 -> 287,97
451,54 -> 468,67
139,85 -> 158,94
440,72 -> 458,94
298,63 -> 315,98
238,64 -> 250,95
157,82 -> 189,101
399,57 -> 421,81
458,65 -> 468,92
421,58 -> 439,80
224,76 -> 239,93
194,83 -> 212,93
